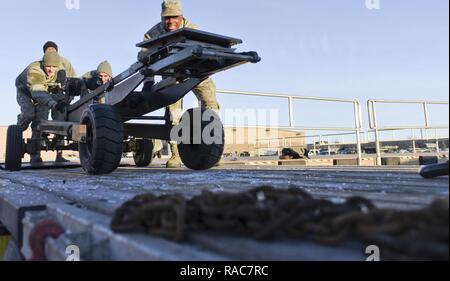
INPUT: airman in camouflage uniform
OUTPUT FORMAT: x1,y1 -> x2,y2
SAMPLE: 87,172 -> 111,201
15,51 -> 68,163
139,0 -> 220,168
82,61 -> 164,160
43,41 -> 77,162
43,41 -> 76,78
82,61 -> 113,104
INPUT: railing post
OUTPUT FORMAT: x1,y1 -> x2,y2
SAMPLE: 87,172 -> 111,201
256,141 -> 260,157
371,101 -> 382,166
435,128 -> 440,153
327,136 -> 331,155
313,136 -> 317,155
423,102 -> 430,127
288,97 -> 294,128
354,101 -> 363,166
412,129 -> 417,153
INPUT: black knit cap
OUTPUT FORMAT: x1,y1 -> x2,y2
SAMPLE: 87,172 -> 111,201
43,41 -> 58,53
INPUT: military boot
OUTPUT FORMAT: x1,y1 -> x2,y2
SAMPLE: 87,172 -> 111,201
55,151 -> 70,163
30,154 -> 43,164
166,142 -> 182,168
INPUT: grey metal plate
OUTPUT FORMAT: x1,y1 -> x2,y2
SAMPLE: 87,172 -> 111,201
136,28 -> 242,49
0,179 -> 65,246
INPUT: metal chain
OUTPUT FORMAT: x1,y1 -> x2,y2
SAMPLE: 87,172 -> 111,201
111,186 -> 449,260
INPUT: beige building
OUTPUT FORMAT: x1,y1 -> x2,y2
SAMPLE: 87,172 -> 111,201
223,126 -> 305,156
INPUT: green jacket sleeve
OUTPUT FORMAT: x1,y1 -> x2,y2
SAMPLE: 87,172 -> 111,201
82,71 -> 94,81
26,63 -> 48,93
26,62 -> 57,107
31,91 -> 57,107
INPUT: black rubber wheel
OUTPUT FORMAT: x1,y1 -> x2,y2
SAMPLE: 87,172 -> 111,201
133,139 -> 154,167
177,108 -> 224,170
5,125 -> 23,171
79,104 -> 124,175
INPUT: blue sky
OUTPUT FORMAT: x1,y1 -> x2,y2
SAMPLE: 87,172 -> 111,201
0,0 -> 448,137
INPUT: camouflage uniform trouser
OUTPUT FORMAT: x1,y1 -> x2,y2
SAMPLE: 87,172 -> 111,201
16,88 -> 50,139
152,139 -> 164,156
166,78 -> 219,126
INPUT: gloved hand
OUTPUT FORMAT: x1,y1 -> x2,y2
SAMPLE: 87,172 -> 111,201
67,78 -> 87,96
56,70 -> 67,90
53,100 -> 69,112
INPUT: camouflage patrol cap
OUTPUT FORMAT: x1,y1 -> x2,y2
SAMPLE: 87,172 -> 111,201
97,61 -> 113,77
43,51 -> 61,67
161,0 -> 183,17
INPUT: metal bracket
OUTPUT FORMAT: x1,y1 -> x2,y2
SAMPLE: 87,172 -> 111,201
71,125 -> 87,143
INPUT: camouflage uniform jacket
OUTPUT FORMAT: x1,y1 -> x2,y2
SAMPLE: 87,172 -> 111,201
15,61 -> 62,107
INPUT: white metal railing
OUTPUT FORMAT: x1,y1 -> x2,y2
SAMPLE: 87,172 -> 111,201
217,89 -> 364,165
368,99 -> 449,165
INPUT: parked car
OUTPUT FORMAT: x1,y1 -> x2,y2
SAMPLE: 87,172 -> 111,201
320,150 -> 337,155
239,152 -> 251,157
339,148 -> 356,155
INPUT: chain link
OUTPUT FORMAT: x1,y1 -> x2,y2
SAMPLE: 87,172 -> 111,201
111,186 -> 449,260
